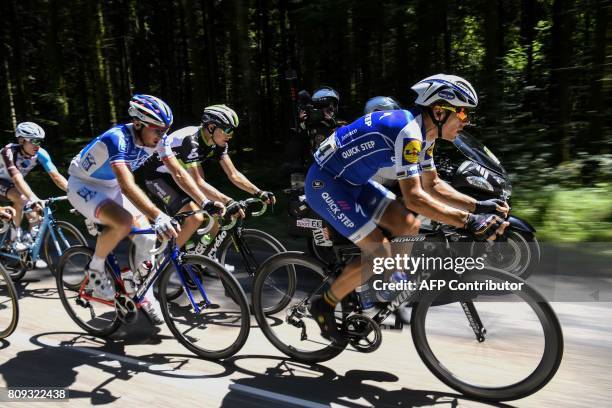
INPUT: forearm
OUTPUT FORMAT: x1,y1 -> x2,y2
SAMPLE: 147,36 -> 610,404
11,174 -> 37,201
425,177 -> 476,212
401,186 -> 468,228
171,167 -> 207,205
197,179 -> 231,203
117,174 -> 161,220
229,172 -> 259,195
50,173 -> 68,192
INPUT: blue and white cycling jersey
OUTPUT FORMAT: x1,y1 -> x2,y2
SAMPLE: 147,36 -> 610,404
69,124 -> 168,186
305,109 -> 436,243
313,109 -> 435,185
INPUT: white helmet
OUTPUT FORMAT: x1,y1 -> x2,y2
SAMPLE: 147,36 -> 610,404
411,74 -> 478,108
201,105 -> 239,129
16,122 -> 45,140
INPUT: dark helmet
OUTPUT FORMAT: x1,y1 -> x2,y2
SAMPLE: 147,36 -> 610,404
312,87 -> 340,109
364,96 -> 401,115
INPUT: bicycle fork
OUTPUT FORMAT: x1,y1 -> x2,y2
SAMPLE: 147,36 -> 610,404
460,301 -> 487,342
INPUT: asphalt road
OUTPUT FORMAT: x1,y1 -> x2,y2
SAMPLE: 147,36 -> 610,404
0,259 -> 611,408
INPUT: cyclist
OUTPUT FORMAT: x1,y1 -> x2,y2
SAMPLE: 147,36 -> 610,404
0,122 -> 68,262
363,96 -> 402,115
305,74 -> 509,342
67,94 -> 222,324
141,104 -> 276,219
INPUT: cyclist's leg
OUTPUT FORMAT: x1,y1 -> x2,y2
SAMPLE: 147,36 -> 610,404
175,201 -> 204,248
5,186 -> 27,228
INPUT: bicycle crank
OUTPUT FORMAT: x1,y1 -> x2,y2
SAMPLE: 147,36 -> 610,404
345,314 -> 382,353
115,295 -> 137,323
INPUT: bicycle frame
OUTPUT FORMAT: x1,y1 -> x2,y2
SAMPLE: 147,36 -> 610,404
79,227 -> 212,314
0,202 -> 72,263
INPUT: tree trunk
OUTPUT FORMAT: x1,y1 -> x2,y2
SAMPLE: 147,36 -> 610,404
588,0 -> 609,153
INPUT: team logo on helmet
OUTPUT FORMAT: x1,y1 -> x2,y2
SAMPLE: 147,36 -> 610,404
438,89 -> 455,100
403,140 -> 421,164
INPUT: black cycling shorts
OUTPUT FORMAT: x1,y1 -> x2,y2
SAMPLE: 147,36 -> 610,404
135,171 -> 192,216
0,179 -> 15,198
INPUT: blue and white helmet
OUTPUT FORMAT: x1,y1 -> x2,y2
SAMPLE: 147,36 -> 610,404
364,96 -> 401,114
128,94 -> 174,127
411,74 -> 478,108
16,122 -> 45,140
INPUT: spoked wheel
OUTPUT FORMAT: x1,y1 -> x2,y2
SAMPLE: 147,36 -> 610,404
158,254 -> 250,359
410,267 -> 563,401
252,251 -> 348,363
43,220 -> 88,277
0,249 -> 28,282
217,228 -> 293,314
0,262 -> 19,339
56,246 -> 121,336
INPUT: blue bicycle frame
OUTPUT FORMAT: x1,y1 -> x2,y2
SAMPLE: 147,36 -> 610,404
0,198 -> 75,263
104,226 -> 211,313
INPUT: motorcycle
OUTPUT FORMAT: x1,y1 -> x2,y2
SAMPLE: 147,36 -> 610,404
422,131 -> 540,278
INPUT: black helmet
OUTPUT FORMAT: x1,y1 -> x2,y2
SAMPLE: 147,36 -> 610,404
364,96 -> 401,115
312,87 -> 339,109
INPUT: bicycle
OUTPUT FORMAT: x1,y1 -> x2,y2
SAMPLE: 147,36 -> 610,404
0,221 -> 19,339
55,209 -> 251,360
251,227 -> 564,401
128,198 -> 294,313
0,196 -> 87,282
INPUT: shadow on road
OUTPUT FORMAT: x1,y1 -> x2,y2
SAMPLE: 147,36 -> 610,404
221,355 -> 516,408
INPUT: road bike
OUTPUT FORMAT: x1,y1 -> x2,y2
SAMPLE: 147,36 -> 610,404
0,221 -> 18,339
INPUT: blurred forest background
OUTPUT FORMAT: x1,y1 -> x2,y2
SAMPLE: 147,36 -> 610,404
0,0 -> 610,241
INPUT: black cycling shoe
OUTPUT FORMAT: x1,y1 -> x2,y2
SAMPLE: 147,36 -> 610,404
309,295 -> 343,344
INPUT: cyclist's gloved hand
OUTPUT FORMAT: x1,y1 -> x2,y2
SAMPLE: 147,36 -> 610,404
465,213 -> 506,240
225,199 -> 245,219
153,213 -> 179,239
474,199 -> 509,218
0,206 -> 15,221
202,200 -> 226,217
256,190 -> 276,205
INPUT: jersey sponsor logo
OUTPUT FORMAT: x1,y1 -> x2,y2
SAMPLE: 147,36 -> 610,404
341,141 -> 376,159
379,112 -> 393,119
438,89 -> 455,100
296,218 -> 323,229
82,153 -> 97,171
321,192 -> 355,228
355,203 -> 366,217
402,140 -> 421,164
312,180 -> 325,189
21,159 -> 31,168
76,186 -> 97,202
187,147 -> 199,160
364,113 -> 372,127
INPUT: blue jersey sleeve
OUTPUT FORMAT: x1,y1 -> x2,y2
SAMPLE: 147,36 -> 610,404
392,112 -> 424,180
35,148 -> 58,173
102,129 -> 128,166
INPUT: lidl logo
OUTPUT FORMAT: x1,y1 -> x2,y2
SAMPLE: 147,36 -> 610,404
403,140 -> 421,164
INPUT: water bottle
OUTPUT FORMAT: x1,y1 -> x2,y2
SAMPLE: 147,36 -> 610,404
375,271 -> 410,303
121,268 -> 136,296
356,282 -> 376,311
185,238 -> 196,251
134,260 -> 153,285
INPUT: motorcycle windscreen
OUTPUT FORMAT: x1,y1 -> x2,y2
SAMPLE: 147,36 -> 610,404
453,131 -> 507,175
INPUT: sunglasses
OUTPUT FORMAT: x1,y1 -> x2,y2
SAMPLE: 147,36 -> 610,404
143,123 -> 169,136
222,127 -> 234,135
436,105 -> 469,123
26,138 -> 43,146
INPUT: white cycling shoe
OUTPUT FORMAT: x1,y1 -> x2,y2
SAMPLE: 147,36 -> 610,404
13,241 -> 28,252
86,267 -> 115,301
141,286 -> 164,325
35,259 -> 48,269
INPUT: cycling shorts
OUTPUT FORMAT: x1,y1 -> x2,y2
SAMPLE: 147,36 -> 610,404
0,179 -> 15,198
67,176 -> 146,224
134,170 -> 192,216
304,164 -> 395,243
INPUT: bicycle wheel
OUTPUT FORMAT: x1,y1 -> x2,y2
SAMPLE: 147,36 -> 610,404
0,262 -> 19,339
252,251 -> 348,363
158,254 -> 250,359
56,246 -> 121,336
218,228 -> 294,314
43,220 -> 88,277
410,267 -> 563,401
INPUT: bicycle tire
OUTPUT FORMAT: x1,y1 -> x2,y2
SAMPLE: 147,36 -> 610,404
410,267 -> 563,401
252,251 -> 348,363
56,246 -> 121,336
43,220 -> 88,277
158,254 -> 250,359
0,262 -> 19,339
